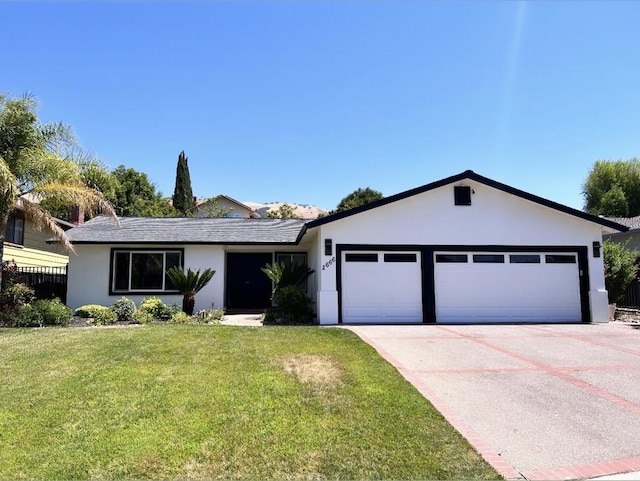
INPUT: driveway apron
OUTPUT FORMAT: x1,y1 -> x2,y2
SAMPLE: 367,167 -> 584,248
347,324 -> 640,480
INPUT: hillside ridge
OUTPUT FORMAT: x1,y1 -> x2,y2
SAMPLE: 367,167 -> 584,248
243,201 -> 328,220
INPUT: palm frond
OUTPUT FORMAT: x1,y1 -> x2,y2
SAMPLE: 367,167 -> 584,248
261,262 -> 314,291
166,266 -> 216,296
39,121 -> 75,152
20,200 -> 73,252
0,157 -> 18,210
261,262 -> 283,285
18,151 -> 81,191
31,183 -> 118,223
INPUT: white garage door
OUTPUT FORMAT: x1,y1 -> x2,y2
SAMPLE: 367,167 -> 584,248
435,252 -> 582,323
342,251 -> 422,323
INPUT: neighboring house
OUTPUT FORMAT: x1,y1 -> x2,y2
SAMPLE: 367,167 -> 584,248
3,206 -> 74,268
603,216 -> 640,251
65,170 -> 627,324
191,195 -> 259,219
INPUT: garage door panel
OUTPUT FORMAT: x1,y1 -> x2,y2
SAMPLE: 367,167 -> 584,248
381,306 -> 423,322
435,251 -> 582,324
342,251 -> 422,324
344,306 -> 423,323
438,307 -> 579,323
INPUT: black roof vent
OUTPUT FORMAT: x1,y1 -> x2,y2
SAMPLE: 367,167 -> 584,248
454,185 -> 472,206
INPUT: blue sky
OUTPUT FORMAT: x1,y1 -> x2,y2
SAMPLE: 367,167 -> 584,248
3,1 -> 639,210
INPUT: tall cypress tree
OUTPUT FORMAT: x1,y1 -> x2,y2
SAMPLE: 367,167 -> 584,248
172,151 -> 193,216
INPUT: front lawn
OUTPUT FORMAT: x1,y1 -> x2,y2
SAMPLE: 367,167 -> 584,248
0,325 -> 499,480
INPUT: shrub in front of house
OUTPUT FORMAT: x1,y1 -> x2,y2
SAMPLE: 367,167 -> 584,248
75,303 -> 117,325
133,310 -> 155,324
0,283 -> 36,326
138,296 -> 176,321
11,299 -> 71,328
13,303 -> 44,327
87,306 -> 118,326
170,311 -> 193,324
75,305 -> 109,319
263,286 -> 314,325
33,299 -> 72,326
111,297 -> 136,322
604,240 -> 640,304
0,261 -> 36,326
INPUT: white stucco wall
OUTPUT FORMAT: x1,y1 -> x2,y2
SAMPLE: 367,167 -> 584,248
67,243 -> 316,313
67,244 -> 226,312
306,180 -> 609,325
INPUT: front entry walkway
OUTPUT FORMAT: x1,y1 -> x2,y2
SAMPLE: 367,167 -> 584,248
348,324 -> 640,480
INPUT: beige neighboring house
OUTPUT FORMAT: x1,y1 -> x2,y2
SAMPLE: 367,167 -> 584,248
2,199 -> 75,268
191,195 -> 259,219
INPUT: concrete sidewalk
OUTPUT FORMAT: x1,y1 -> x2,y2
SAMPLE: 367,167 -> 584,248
348,323 -> 640,480
221,313 -> 263,326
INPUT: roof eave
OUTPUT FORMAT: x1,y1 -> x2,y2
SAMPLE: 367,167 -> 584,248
65,240 -> 302,246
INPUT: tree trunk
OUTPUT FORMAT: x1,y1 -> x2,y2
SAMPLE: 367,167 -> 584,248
183,295 -> 195,316
0,214 -> 8,293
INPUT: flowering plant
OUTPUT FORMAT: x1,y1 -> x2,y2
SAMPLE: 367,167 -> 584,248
1,260 -> 19,289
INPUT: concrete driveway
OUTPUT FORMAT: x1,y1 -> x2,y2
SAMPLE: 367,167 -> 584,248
347,323 -> 640,480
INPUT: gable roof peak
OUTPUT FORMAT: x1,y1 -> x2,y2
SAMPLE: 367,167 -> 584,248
306,170 -> 628,232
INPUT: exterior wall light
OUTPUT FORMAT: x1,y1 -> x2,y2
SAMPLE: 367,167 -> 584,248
593,241 -> 601,258
325,239 -> 332,256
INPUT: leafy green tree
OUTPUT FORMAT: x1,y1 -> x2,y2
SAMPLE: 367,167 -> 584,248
0,93 -> 117,289
267,203 -> 300,219
111,165 -> 178,217
603,240 -> 639,304
583,159 -> 640,216
166,266 -> 215,315
332,187 -> 383,214
172,150 -> 193,216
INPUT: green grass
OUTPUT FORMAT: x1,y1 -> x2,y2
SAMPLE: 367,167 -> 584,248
0,325 -> 499,480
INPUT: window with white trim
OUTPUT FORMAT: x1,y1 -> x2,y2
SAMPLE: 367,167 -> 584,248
111,249 -> 182,293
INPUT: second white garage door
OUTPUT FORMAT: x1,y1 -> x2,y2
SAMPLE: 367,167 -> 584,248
435,252 -> 582,323
342,251 -> 422,323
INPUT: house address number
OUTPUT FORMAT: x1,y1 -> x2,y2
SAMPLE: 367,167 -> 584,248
322,257 -> 336,270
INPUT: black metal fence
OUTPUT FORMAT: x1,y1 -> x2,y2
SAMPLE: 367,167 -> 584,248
16,266 -> 68,303
618,279 -> 640,309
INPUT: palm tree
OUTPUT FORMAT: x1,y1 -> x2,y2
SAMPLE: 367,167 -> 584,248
0,94 -> 117,289
166,266 -> 215,315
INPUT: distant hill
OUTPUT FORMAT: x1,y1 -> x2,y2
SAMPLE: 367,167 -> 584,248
243,201 -> 329,220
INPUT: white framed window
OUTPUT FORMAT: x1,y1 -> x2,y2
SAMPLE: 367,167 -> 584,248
111,249 -> 183,293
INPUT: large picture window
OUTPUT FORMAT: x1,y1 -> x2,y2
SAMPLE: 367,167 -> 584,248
111,249 -> 183,293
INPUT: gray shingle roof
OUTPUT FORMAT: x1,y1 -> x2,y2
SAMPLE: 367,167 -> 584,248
65,216 -> 307,244
604,216 -> 640,231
